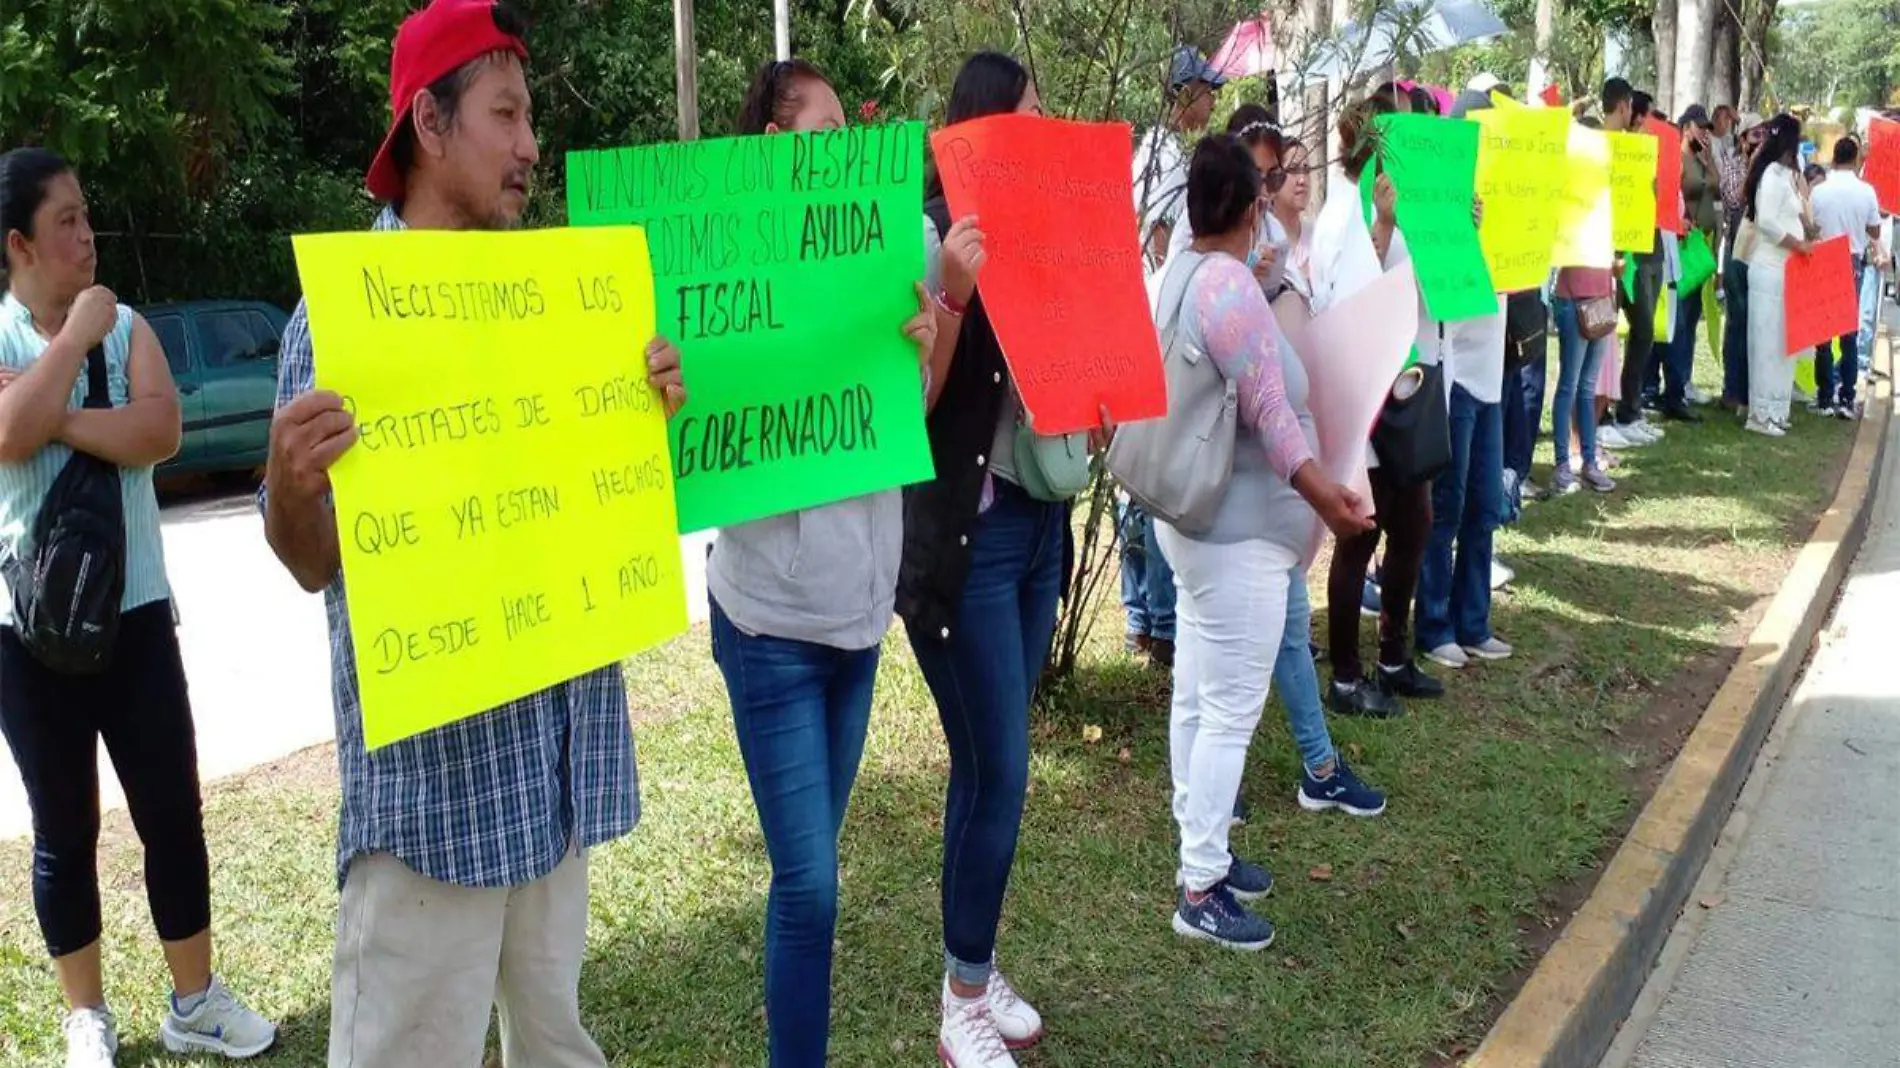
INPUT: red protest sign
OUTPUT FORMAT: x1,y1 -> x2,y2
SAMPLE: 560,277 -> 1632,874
1646,117 -> 1686,235
1866,116 -> 1900,216
930,115 -> 1166,434
1783,235 -> 1859,355
1539,83 -> 1563,107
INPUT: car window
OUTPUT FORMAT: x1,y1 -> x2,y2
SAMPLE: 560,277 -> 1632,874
148,315 -> 192,376
200,311 -> 256,369
244,311 -> 281,355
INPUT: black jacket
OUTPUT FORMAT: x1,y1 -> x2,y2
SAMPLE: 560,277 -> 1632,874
896,197 -> 1017,640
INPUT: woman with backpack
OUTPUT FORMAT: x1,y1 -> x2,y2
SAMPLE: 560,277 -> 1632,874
705,59 -> 980,1068
1147,134 -> 1375,953
0,147 -> 275,1068
905,51 -> 1082,1068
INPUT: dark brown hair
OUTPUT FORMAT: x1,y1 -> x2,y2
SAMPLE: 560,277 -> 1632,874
736,58 -> 831,135
1337,91 -> 1397,182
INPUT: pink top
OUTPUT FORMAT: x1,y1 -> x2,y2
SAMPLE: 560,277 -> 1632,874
1191,256 -> 1315,481
1555,266 -> 1614,300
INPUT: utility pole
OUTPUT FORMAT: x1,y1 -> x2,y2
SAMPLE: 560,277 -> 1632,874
674,0 -> 699,140
775,0 -> 791,61
1528,0 -> 1553,97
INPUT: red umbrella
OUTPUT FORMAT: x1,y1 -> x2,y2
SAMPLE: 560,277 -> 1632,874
1211,14 -> 1280,80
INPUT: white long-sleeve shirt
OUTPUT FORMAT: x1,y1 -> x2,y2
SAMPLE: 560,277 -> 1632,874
1749,162 -> 1804,271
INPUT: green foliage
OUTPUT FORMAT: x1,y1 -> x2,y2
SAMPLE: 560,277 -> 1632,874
1772,0 -> 1900,109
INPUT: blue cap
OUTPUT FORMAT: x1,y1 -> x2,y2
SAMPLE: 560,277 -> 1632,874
1169,46 -> 1227,93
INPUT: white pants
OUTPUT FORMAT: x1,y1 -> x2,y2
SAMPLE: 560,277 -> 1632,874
329,850 -> 606,1068
1156,525 -> 1295,893
1747,259 -> 1794,424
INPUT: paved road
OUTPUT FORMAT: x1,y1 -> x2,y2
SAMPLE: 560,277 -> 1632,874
1602,393 -> 1900,1067
0,485 -> 714,839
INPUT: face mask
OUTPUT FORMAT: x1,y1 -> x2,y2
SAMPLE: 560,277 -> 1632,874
1246,248 -> 1261,268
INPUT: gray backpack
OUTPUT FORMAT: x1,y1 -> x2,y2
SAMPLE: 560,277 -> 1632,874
1105,253 -> 1238,536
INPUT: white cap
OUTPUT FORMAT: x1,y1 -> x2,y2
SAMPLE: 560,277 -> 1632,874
1466,72 -> 1502,93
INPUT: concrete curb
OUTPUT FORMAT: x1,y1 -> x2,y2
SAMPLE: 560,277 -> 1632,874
1463,335 -> 1894,1068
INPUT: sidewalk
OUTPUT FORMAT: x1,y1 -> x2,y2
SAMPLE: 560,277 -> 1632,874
1602,398 -> 1900,1068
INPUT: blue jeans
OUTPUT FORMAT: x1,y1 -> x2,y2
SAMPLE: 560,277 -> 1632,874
906,479 -> 1066,986
710,599 -> 880,1068
1817,259 -> 1868,408
1722,259 -> 1750,404
1552,297 -> 1609,470
1857,258 -> 1880,365
1502,352 -> 1548,484
1653,281 -> 1705,407
1275,572 -> 1335,776
1117,499 -> 1175,641
1416,384 -> 1502,652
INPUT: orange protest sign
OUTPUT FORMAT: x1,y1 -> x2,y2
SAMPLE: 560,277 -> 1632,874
930,115 -> 1166,434
1867,116 -> 1900,216
1783,235 -> 1859,355
1646,117 -> 1686,235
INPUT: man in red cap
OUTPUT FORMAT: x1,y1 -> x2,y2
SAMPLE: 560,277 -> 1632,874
258,3 -> 685,1065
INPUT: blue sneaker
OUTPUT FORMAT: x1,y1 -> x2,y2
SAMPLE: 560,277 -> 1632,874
1360,577 -> 1382,617
1224,853 -> 1274,901
1298,759 -> 1387,817
1172,883 -> 1276,951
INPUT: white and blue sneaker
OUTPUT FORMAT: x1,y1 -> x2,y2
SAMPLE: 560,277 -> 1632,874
64,1006 -> 117,1068
1173,882 -> 1276,951
1298,759 -> 1388,817
159,977 -> 276,1059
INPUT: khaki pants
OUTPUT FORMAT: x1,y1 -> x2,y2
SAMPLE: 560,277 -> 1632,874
328,850 -> 606,1068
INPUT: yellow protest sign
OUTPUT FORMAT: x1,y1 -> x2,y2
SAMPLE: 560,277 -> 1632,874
1473,107 -> 1570,291
1608,130 -> 1659,252
290,227 -> 688,750
1554,125 -> 1614,268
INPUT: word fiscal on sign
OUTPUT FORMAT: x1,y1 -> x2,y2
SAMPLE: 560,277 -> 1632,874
1783,235 -> 1859,356
931,115 -> 1166,434
1607,130 -> 1659,252
1472,106 -> 1569,292
292,228 -> 688,750
1376,114 -> 1495,319
567,124 -> 934,533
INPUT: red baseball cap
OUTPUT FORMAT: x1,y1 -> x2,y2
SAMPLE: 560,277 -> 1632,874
365,0 -> 530,202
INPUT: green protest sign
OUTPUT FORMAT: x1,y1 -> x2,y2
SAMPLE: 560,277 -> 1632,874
567,123 -> 935,533
1375,114 -> 1497,322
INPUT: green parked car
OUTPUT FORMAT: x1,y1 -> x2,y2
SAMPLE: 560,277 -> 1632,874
142,301 -> 288,478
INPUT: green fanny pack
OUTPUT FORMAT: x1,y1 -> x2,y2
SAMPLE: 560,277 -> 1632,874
1013,423 -> 1092,502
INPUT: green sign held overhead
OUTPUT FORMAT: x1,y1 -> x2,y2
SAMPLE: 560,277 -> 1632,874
1375,114 -> 1497,322
567,123 -> 936,533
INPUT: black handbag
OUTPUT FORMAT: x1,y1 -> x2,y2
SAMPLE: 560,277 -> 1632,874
2,346 -> 126,675
1370,361 -> 1452,487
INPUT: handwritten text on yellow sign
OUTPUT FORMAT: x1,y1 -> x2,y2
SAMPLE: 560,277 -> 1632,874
291,227 -> 687,749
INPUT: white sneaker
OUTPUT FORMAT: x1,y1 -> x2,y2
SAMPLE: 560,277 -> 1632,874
159,977 -> 277,1059
1491,560 -> 1515,590
985,972 -> 1045,1050
1687,383 -> 1713,405
64,1007 -> 117,1068
1424,643 -> 1469,669
1463,636 -> 1514,661
1744,417 -> 1786,438
1597,424 -> 1632,450
939,989 -> 1018,1068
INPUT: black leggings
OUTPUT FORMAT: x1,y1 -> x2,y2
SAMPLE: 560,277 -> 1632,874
1,600 -> 210,958
1328,466 -> 1433,682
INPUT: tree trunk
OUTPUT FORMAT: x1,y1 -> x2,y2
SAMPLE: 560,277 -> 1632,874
1529,0 -> 1554,95
1675,0 -> 1716,113
1711,0 -> 1741,108
1739,0 -> 1776,109
673,0 -> 699,140
1653,3 -> 1678,116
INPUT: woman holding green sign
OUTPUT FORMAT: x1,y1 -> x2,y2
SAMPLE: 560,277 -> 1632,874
707,58 -> 983,1068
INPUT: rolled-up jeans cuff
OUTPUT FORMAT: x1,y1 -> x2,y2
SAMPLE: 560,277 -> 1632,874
946,950 -> 992,987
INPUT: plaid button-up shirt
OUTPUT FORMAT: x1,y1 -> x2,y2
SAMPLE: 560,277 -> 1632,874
264,206 -> 640,890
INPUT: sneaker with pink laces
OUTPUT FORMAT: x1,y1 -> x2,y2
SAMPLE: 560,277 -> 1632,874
985,972 -> 1044,1050
939,988 -> 1017,1068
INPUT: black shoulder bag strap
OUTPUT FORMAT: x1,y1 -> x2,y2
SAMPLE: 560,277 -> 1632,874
83,344 -> 111,410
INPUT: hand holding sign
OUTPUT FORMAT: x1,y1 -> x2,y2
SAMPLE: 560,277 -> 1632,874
930,115 -> 1167,434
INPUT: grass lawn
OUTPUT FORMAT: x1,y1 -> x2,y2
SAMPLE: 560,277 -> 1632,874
0,350 -> 1862,1068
